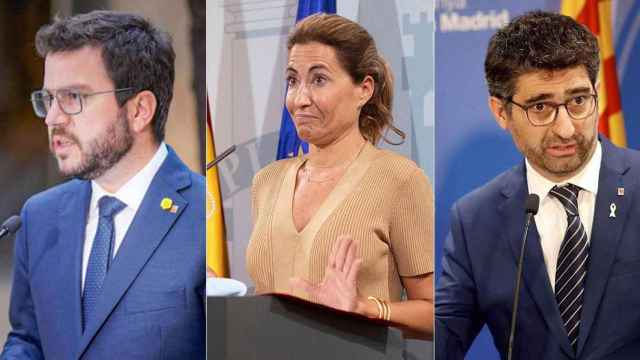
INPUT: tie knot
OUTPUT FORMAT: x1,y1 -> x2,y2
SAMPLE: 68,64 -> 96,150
549,184 -> 581,216
98,196 -> 126,219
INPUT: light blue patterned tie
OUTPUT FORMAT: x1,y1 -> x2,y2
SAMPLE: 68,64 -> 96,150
82,196 -> 126,331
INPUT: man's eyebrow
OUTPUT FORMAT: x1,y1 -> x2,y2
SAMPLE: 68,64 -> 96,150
566,86 -> 593,96
519,85 -> 593,104
43,84 -> 93,92
521,93 -> 554,104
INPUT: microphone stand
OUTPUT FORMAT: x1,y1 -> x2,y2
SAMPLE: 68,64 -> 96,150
507,194 -> 539,360
206,145 -> 236,170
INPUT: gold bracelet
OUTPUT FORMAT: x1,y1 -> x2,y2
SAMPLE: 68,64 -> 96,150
367,296 -> 392,321
367,296 -> 384,319
381,299 -> 391,321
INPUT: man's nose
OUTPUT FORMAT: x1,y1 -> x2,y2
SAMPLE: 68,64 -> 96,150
550,105 -> 576,139
44,98 -> 71,128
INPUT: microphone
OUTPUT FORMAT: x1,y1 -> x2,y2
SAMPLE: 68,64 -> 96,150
507,194 -> 539,360
206,145 -> 236,170
0,215 -> 22,240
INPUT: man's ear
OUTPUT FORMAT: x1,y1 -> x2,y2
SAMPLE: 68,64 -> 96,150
488,96 -> 509,130
126,90 -> 157,133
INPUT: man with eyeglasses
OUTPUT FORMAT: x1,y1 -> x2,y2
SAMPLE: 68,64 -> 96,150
1,11 -> 204,359
436,11 -> 640,359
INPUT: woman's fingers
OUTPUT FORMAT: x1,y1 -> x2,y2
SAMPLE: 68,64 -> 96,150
290,235 -> 361,312
347,258 -> 362,284
333,234 -> 352,272
343,239 -> 359,279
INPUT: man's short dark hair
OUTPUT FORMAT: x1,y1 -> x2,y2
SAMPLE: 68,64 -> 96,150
484,10 -> 599,100
35,10 -> 175,142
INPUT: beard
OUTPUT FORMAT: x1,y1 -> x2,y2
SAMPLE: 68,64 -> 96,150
50,109 -> 134,180
520,130 -> 596,178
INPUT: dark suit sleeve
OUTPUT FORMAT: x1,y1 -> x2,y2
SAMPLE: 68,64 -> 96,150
1,204 -> 44,360
435,202 -> 485,359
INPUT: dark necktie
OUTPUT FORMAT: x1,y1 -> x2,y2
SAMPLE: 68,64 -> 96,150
82,196 -> 126,331
549,184 -> 589,351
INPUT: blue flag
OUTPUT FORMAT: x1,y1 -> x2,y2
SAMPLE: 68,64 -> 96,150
276,0 -> 337,160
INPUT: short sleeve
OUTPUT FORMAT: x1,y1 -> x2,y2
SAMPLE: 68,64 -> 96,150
388,168 -> 434,276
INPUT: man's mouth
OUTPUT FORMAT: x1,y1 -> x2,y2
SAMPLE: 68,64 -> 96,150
51,135 -> 76,153
545,143 -> 577,157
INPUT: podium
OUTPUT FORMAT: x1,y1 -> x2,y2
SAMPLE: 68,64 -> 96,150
207,294 -> 405,360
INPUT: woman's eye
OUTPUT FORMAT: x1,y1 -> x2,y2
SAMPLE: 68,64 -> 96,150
312,76 -> 326,85
286,76 -> 297,87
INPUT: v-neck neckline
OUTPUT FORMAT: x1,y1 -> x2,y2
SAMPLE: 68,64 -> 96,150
277,142 -> 377,240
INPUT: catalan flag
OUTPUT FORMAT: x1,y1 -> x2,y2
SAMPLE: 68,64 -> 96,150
561,0 -> 627,147
276,0 -> 337,160
206,99 -> 229,277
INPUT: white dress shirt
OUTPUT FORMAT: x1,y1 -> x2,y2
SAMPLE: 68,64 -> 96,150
526,141 -> 602,291
81,143 -> 168,290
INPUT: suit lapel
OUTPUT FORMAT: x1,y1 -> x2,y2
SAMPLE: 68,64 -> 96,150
76,148 -> 192,358
57,180 -> 91,346
499,164 -> 574,357
576,139 -> 632,357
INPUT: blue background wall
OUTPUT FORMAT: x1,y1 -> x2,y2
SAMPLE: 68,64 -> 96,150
435,1 -> 640,358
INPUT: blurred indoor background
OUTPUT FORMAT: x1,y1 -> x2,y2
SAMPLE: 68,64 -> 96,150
0,0 -> 205,341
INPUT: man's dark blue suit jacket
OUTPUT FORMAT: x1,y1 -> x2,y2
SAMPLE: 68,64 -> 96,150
437,138 -> 640,359
1,147 -> 205,359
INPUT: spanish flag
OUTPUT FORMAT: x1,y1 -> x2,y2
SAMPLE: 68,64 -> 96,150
561,0 -> 627,147
206,99 -> 229,277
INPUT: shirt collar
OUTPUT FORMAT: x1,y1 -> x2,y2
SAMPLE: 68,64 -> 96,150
526,140 -> 602,200
91,143 -> 168,212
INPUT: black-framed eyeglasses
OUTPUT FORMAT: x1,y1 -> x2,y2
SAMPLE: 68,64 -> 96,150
30,87 -> 134,119
507,94 -> 598,127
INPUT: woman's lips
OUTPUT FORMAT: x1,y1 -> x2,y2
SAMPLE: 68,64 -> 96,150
294,114 -> 319,126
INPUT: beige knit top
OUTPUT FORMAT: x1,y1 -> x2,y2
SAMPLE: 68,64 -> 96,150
246,142 -> 433,302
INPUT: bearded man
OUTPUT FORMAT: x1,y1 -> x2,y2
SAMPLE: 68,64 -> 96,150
1,11 -> 205,359
436,11 -> 640,360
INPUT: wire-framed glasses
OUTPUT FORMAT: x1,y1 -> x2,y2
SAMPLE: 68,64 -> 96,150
30,87 -> 134,119
508,94 -> 598,126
